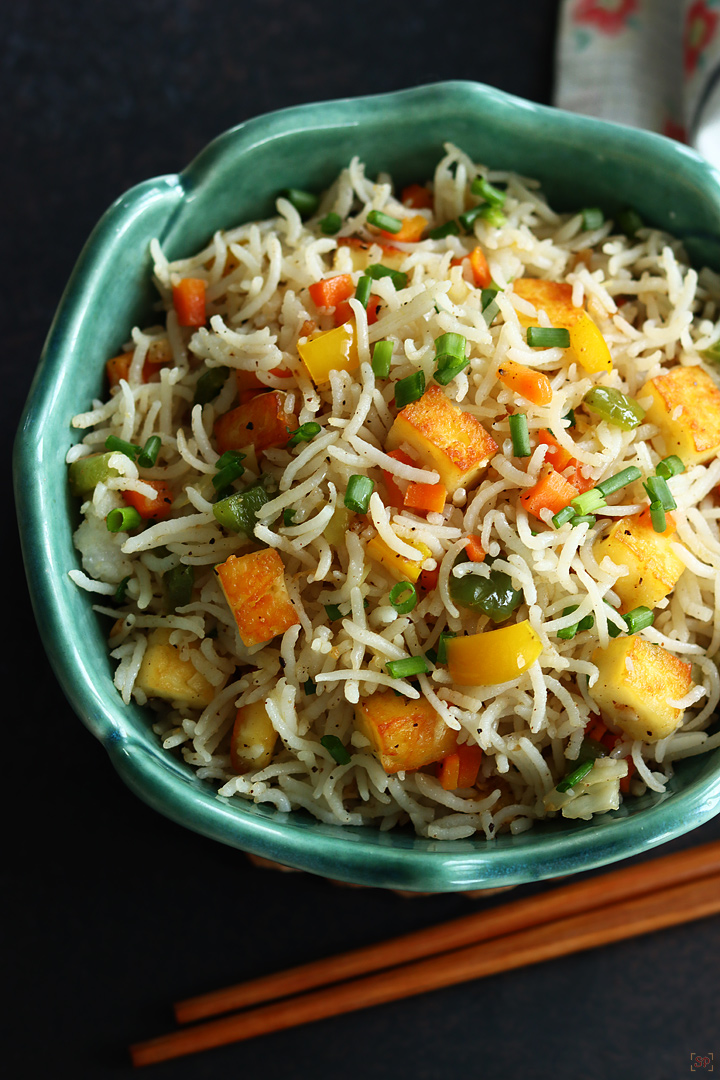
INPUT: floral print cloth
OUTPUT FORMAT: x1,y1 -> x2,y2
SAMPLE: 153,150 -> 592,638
555,0 -> 720,167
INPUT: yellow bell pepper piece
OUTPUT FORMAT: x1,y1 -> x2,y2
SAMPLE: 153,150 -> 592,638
446,621 -> 542,686
366,535 -> 432,583
297,322 -> 358,384
323,506 -> 353,547
568,312 -> 612,374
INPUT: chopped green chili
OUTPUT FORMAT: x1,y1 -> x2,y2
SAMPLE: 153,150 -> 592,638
527,326 -> 571,349
556,759 -> 595,792
583,386 -> 645,429
212,482 -> 270,535
509,412 -> 531,457
367,209 -> 402,233
389,581 -> 417,614
394,369 -> 425,408
344,475 -> 375,514
282,188 -> 319,217
624,606 -> 654,634
164,564 -> 194,612
106,506 -> 142,533
581,207 -> 605,231
385,656 -> 429,679
287,421 -> 321,448
194,365 -> 230,406
470,176 -> 506,207
371,340 -> 393,378
319,212 -> 342,235
320,734 -> 352,765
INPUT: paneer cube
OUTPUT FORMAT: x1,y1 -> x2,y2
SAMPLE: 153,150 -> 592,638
135,628 -> 218,710
335,236 -> 406,272
354,691 -> 457,774
590,637 -> 693,743
639,364 -> 720,465
386,385 -> 497,494
216,549 -> 299,647
214,391 -> 297,456
512,279 -> 583,328
592,510 -> 686,611
365,535 -> 432,583
230,700 -> 278,773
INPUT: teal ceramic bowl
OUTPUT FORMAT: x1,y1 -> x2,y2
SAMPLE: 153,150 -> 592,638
15,81 -> 720,891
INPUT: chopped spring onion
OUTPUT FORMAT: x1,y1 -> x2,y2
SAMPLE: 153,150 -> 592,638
106,506 -> 142,532
424,647 -> 438,665
282,188 -> 319,217
583,386 -> 645,429
481,287 -> 501,326
479,205 -> 507,228
367,209 -> 402,233
509,412 -> 531,457
644,474 -> 676,511
287,421 -> 321,447
105,435 -> 141,459
617,207 -> 643,237
355,274 -> 372,308
552,505 -> 576,529
371,340 -> 393,378
557,605 -> 595,640
527,326 -> 571,349
283,508 -> 296,527
581,207 -> 605,231
570,514 -> 596,527
434,355 -> 470,385
320,734 -> 352,765
213,453 -> 245,490
434,332 -> 469,385
470,176 -> 506,207
319,212 -> 342,235
324,604 -> 343,622
389,581 -> 417,614
458,205 -> 485,231
137,435 -> 162,469
394,369 -> 425,408
604,600 -> 626,637
163,564 -> 194,612
365,263 -> 408,290
436,630 -> 457,664
194,365 -> 230,406
556,759 -> 595,792
571,488 -> 607,516
344,474 -> 375,514
385,656 -> 429,679
650,500 -> 667,533
563,408 -> 576,427
427,220 -> 460,240
595,466 -> 642,498
216,449 -> 246,469
655,454 -> 685,480
114,576 -> 130,604
624,606 -> 654,634
304,677 -> 316,695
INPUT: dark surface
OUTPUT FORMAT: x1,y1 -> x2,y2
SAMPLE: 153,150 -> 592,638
6,2 -> 720,1078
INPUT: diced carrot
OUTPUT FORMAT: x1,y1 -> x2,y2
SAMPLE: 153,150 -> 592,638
333,294 -> 381,327
469,246 -> 492,289
437,753 -> 460,791
563,464 -> 595,494
106,350 -> 168,388
214,390 -> 297,455
299,319 -> 316,338
496,359 -> 553,406
438,744 -> 483,790
403,481 -> 447,514
172,278 -> 206,327
382,448 -> 415,507
538,429 -> 574,472
464,535 -> 486,563
585,715 -> 608,743
620,756 -> 636,794
308,274 -> 355,310
401,183 -> 433,210
418,565 -> 440,592
519,468 -> 579,520
379,214 -> 427,243
123,480 -> 174,521
235,366 -> 291,396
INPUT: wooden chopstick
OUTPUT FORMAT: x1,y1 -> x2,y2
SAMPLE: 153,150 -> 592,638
175,838 -> 720,1023
129,840 -> 720,1067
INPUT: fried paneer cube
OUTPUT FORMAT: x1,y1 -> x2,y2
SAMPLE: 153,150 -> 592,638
590,637 -> 693,743
135,628 -> 219,710
354,691 -> 456,774
214,391 -> 297,455
386,385 -> 497,494
640,364 -> 720,465
230,700 -> 278,773
592,510 -> 686,612
216,549 -> 299,647
512,279 -> 583,328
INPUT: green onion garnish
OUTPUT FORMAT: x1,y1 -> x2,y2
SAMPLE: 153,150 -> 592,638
509,412 -> 531,457
216,449 -> 246,470
304,677 -> 316,695
114,576 -> 131,604
371,340 -> 393,379
319,212 -> 342,235
106,506 -> 142,533
320,734 -> 351,765
556,759 -> 595,792
213,455 -> 245,491
655,455 -> 685,480
434,356 -> 471,385
344,475 -> 375,514
436,630 -> 456,665
367,209 -> 403,233
365,263 -> 408,290
434,332 -> 469,385
385,656 -> 429,679
583,386 -> 645,430
571,488 -> 606,516
479,205 -> 506,228
137,435 -> 161,469
570,514 -> 596,527
481,287 -> 501,327
624,606 -> 654,634
389,581 -> 417,614
644,474 -> 676,511
563,408 -> 576,427
617,207 -> 643,238
527,326 -> 571,349
558,605 -> 595,640
581,207 -> 605,231
105,435 -> 141,460
604,600 -> 626,637
283,509 -> 297,527
355,274 -> 372,308
650,500 -> 667,533
595,466 -> 642,498
194,365 -> 230,406
287,421 -> 321,448
425,648 -> 438,665
324,604 -> 343,622
470,176 -> 506,207
282,188 -> 319,217
427,220 -> 460,240
552,505 -> 576,529
458,205 -> 485,232
394,370 -> 425,408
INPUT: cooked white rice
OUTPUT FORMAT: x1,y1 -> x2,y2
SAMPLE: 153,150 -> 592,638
68,144 -> 720,840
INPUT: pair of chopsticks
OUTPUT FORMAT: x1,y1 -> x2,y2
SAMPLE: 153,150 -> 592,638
130,839 -> 720,1066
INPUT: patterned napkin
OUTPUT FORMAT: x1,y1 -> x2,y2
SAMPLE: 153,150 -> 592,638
554,0 -> 720,168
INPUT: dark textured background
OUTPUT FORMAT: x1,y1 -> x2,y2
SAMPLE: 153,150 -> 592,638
6,2 -> 720,1078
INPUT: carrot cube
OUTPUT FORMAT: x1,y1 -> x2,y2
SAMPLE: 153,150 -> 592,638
214,390 -> 297,455
519,468 -> 579,520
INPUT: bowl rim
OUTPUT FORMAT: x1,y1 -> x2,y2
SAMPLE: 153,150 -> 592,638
14,79 -> 720,891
